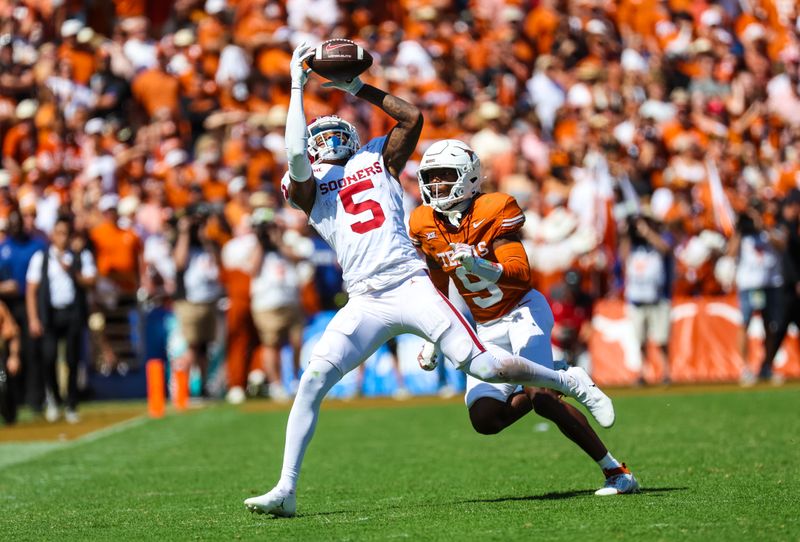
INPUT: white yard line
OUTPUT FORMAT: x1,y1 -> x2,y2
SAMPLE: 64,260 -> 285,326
0,415 -> 149,469
73,414 -> 148,444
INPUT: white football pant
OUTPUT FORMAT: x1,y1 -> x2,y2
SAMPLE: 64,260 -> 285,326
465,289 -> 555,407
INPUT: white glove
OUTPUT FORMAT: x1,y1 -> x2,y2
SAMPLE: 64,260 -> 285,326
291,42 -> 315,89
449,242 -> 503,283
321,76 -> 365,96
417,341 -> 438,371
449,242 -> 476,272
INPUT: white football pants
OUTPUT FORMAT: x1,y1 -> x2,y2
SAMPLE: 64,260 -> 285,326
276,271 -> 571,492
465,289 -> 556,407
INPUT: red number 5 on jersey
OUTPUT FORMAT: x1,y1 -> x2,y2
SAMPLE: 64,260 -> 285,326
340,180 -> 386,234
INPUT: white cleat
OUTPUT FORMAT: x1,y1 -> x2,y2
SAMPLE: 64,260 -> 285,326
565,366 -> 615,428
226,386 -> 246,405
64,409 -> 80,424
595,463 -> 640,496
244,487 -> 296,517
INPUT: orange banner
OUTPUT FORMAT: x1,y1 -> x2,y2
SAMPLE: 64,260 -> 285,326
589,296 -> 800,386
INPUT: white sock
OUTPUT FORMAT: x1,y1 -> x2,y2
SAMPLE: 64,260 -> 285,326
597,452 -> 621,471
276,358 -> 342,493
464,352 -> 573,395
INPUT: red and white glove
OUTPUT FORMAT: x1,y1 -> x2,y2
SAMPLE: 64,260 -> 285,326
449,243 -> 503,283
417,341 -> 438,371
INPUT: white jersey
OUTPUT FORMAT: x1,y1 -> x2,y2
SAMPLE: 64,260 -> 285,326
735,233 -> 783,291
624,245 -> 666,304
282,136 -> 425,296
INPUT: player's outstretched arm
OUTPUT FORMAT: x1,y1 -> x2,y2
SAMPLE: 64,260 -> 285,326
357,85 -> 423,179
322,78 -> 423,180
286,42 -> 316,215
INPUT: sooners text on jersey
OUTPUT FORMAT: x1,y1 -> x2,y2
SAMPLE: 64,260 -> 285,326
282,136 -> 425,295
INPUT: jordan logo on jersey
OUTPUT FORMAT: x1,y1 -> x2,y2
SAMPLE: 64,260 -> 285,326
426,232 -> 437,240
318,162 -> 384,195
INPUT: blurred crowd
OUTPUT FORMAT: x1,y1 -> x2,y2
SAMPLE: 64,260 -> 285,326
1,0 -> 800,423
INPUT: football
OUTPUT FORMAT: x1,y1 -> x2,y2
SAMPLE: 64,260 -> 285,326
306,39 -> 373,82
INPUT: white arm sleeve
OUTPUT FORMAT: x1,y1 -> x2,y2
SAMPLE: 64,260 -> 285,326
286,87 -> 312,182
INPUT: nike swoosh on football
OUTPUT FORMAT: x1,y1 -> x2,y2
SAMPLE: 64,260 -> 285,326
325,43 -> 350,52
472,219 -> 486,228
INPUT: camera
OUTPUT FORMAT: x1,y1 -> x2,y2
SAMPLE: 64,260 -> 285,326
251,208 -> 278,248
186,202 -> 212,220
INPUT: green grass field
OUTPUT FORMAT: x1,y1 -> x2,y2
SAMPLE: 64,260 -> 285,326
2,386 -> 799,541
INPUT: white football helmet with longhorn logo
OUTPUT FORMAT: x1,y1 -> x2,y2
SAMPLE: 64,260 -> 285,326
417,139 -> 482,213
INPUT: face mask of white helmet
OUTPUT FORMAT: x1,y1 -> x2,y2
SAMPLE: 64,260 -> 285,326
417,139 -> 482,225
306,116 -> 361,162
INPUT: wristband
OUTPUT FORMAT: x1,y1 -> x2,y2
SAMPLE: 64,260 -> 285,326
469,257 -> 503,283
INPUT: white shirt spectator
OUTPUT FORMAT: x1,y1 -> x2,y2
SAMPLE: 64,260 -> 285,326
735,233 -> 784,291
767,73 -> 800,127
394,41 -> 437,82
639,99 -> 676,123
35,192 -> 61,235
216,44 -> 250,85
221,233 -> 258,273
84,154 -> 117,192
470,127 -> 513,164
182,248 -> 223,304
123,38 -> 157,71
250,252 -> 300,311
27,247 -> 97,309
526,70 -> 565,133
45,76 -> 95,122
625,246 -> 666,304
144,234 -> 176,285
287,0 -> 340,29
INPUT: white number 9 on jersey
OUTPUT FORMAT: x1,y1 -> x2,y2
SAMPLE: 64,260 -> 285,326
454,266 -> 503,308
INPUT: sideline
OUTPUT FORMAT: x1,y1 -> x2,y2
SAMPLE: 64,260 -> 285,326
0,403 -> 146,443
0,415 -> 148,470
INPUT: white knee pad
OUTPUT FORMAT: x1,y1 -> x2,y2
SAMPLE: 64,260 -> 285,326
465,352 -> 503,383
295,358 -> 342,406
465,353 -> 536,385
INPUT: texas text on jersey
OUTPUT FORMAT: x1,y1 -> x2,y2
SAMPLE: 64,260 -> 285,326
409,192 -> 530,323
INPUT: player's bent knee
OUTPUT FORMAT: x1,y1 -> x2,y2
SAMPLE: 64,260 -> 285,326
296,360 -> 341,403
468,399 -> 507,435
531,390 -> 562,419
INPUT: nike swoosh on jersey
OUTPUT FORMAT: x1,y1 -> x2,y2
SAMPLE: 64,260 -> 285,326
472,219 -> 486,229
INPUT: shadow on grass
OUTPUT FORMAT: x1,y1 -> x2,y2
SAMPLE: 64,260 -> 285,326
264,487 -> 690,519
637,486 -> 688,496
456,486 -> 687,504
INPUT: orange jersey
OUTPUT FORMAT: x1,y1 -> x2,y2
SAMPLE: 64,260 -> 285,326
409,193 -> 529,323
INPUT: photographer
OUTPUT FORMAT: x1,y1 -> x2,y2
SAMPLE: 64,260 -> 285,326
248,207 -> 305,401
26,216 -> 96,423
619,210 -> 673,385
172,203 -> 224,396
728,203 -> 786,386
758,189 -> 800,384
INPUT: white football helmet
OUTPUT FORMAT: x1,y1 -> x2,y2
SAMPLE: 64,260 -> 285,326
417,139 -> 482,212
306,115 -> 361,162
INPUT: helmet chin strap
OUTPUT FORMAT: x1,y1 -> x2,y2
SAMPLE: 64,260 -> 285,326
440,198 -> 471,227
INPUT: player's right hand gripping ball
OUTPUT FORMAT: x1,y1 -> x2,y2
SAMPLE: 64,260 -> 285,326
305,39 -> 373,82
